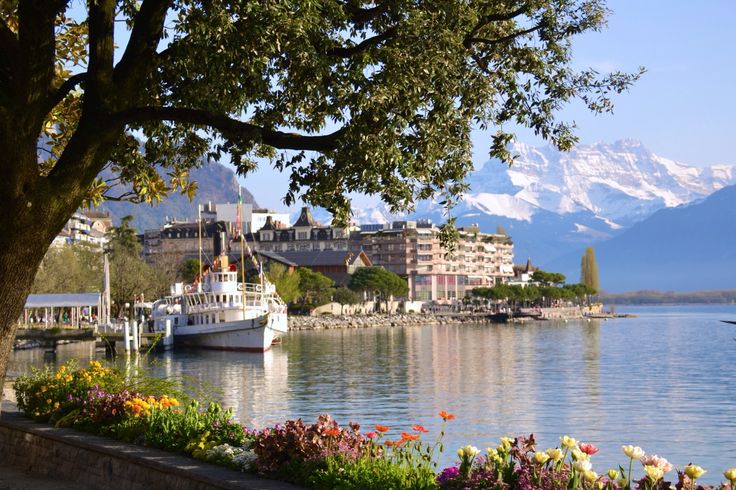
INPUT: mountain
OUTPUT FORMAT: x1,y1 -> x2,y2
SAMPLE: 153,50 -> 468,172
97,160 -> 258,232
337,140 -> 736,264
547,184 -> 736,292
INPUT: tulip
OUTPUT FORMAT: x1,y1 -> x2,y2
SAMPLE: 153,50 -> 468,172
534,451 -> 551,465
684,464 -> 706,480
623,445 -> 645,459
644,465 -> 664,482
724,468 -> 736,484
640,454 -> 673,473
546,448 -> 564,462
457,447 -> 465,458
375,424 -> 389,433
463,445 -> 480,457
572,448 -> 590,461
573,460 -> 593,473
500,436 -> 514,449
561,435 -> 578,448
607,469 -> 620,480
583,470 -> 599,483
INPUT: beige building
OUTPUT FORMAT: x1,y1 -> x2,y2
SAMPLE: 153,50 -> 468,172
354,221 -> 514,302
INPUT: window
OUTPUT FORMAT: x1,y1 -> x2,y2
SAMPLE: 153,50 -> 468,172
297,232 -> 308,239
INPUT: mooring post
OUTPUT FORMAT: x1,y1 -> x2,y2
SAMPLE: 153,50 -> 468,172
131,320 -> 139,352
163,319 -> 173,349
123,320 -> 131,352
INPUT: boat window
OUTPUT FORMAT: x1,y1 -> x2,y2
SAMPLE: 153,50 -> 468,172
174,318 -> 178,325
219,312 -> 225,322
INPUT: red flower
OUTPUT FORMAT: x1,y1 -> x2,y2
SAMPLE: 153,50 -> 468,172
365,431 -> 378,439
439,411 -> 456,421
412,425 -> 429,433
401,432 -> 420,441
384,440 -> 397,447
375,424 -> 390,433
324,428 -> 340,437
579,443 -> 599,455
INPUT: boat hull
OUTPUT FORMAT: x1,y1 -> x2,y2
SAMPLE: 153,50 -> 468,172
174,312 -> 287,352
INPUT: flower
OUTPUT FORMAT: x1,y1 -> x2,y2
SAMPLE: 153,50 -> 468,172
439,411 -> 455,421
623,445 -> 645,459
607,469 -> 620,480
323,428 -> 340,437
640,454 -> 673,473
644,465 -> 664,482
571,449 -> 589,461
684,464 -> 706,480
401,432 -> 419,441
579,443 -> 599,455
500,436 -> 514,449
375,424 -> 389,433
546,448 -> 564,462
724,468 -> 736,483
583,470 -> 599,483
534,451 -> 551,465
364,431 -> 377,439
573,460 -> 593,473
560,435 -> 578,448
412,424 -> 429,433
458,445 -> 479,458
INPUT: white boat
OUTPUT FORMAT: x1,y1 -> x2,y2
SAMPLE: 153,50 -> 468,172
151,254 -> 288,352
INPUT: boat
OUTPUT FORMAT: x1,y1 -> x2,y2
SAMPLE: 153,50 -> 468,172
721,320 -> 736,325
151,254 -> 288,352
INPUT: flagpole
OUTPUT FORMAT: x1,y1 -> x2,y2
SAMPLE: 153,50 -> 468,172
198,204 -> 203,293
238,187 -> 246,318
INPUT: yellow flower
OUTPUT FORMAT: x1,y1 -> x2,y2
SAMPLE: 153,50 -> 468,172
546,448 -> 564,462
583,470 -> 598,483
463,445 -> 479,457
500,436 -> 514,449
534,451 -> 550,465
53,402 -> 59,409
572,448 -> 589,461
724,468 -> 736,482
607,469 -> 620,480
46,399 -> 52,405
622,445 -> 645,459
684,464 -> 706,480
644,465 -> 664,482
457,447 -> 465,458
560,435 -> 578,448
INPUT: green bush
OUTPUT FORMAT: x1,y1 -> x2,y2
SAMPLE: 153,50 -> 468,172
308,455 -> 438,490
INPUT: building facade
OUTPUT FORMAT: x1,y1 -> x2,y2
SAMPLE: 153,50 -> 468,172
354,221 -> 514,302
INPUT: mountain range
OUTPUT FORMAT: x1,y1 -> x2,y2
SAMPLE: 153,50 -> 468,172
97,160 -> 257,232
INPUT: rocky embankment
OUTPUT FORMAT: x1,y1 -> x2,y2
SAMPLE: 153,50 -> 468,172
288,313 -> 490,330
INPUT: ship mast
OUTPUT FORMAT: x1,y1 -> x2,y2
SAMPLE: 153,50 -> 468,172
238,188 -> 246,318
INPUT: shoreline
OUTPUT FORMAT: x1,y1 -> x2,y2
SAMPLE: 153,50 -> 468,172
287,306 -> 599,331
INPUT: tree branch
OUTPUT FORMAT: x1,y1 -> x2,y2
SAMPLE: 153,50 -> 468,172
325,27 -> 396,57
43,72 -> 86,114
114,0 -> 173,94
342,1 -> 390,26
464,3 -> 530,48
17,0 -> 67,108
466,24 -> 543,48
86,0 -> 115,105
113,106 -> 347,152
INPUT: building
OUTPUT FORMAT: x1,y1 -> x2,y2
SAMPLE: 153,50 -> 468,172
257,250 -> 372,286
253,208 -> 352,254
52,211 -> 112,248
354,221 -> 514,302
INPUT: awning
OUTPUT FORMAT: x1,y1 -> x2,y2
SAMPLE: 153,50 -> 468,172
500,264 -> 514,274
25,293 -> 101,308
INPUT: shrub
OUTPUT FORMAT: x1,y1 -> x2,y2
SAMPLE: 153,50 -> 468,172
308,454 -> 438,490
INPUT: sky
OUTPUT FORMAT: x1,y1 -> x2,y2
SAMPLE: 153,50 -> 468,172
238,1 -> 736,211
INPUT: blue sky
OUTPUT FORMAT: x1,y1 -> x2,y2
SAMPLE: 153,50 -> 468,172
239,1 -> 736,210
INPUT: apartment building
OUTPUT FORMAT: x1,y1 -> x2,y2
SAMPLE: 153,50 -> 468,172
354,221 -> 514,302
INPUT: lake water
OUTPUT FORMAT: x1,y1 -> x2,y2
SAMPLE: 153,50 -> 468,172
9,304 -> 736,482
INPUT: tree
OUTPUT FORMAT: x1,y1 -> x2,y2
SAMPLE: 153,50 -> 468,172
297,268 -> 334,307
0,2 -> 641,386
332,287 -> 360,315
32,242 -> 103,294
580,246 -> 600,292
265,263 -> 301,305
496,225 -> 507,236
349,267 -> 408,313
179,258 -> 201,284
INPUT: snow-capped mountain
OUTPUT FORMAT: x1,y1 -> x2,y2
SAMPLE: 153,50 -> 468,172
466,139 -> 736,226
327,140 -> 736,266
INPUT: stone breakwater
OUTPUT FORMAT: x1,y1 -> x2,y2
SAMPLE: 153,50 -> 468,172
287,309 -> 584,330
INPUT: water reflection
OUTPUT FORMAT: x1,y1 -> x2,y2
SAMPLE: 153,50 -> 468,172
9,305 -> 736,482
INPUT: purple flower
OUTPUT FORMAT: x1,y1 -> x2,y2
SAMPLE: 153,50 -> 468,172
438,466 -> 460,485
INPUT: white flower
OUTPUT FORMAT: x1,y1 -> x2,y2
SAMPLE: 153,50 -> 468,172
573,460 -> 593,472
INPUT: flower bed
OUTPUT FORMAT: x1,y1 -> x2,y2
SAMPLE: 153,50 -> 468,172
13,362 -> 736,489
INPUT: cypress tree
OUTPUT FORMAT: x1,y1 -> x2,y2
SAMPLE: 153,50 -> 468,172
580,246 -> 600,292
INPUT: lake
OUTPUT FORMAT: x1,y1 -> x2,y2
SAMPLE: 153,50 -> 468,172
8,304 -> 736,482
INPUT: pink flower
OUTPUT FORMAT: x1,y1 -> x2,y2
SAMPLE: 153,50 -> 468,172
412,424 -> 429,433
640,454 -> 674,473
365,431 -> 378,439
579,443 -> 599,456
